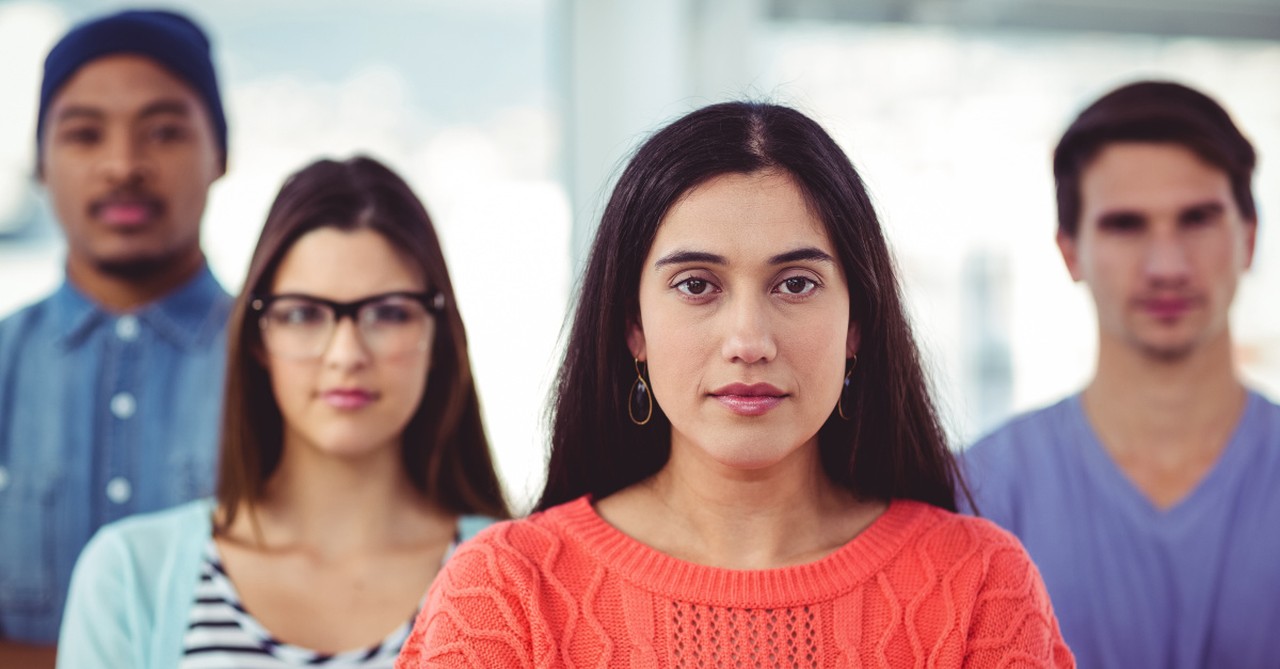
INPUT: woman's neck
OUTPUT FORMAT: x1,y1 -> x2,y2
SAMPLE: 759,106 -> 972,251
224,437 -> 449,559
597,438 -> 884,570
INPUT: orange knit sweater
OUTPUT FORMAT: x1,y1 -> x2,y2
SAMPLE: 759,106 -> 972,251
397,497 -> 1074,668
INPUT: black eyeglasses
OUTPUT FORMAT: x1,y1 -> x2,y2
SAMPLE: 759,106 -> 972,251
251,291 -> 444,360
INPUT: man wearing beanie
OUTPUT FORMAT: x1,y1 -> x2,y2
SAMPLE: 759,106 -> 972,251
0,9 -> 231,663
963,81 -> 1280,668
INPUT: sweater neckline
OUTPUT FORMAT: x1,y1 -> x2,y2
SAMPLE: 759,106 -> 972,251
548,496 -> 933,609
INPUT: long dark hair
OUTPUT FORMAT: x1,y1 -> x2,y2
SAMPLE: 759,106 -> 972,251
539,102 -> 966,512
217,156 -> 509,528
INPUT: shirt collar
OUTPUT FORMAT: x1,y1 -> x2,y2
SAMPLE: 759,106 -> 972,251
49,280 -> 103,349
53,264 -> 232,351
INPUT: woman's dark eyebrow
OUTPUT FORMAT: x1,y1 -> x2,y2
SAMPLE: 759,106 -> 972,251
654,247 -> 834,269
654,250 -> 727,269
770,247 -> 834,265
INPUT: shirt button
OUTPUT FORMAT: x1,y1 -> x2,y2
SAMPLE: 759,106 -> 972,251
110,392 -> 136,419
106,477 -> 132,504
115,315 -> 140,342
0,465 -> 9,491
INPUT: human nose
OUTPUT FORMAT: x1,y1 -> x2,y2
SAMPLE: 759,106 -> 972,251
720,293 -> 777,364
96,129 -> 147,185
1144,229 -> 1191,285
322,315 -> 372,369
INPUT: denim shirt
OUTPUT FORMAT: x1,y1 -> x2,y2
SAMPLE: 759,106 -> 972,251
0,265 -> 231,643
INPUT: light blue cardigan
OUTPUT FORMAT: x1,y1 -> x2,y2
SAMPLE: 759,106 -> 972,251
56,499 -> 495,669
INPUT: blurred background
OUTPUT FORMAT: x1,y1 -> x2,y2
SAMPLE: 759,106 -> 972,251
2,0 -> 1277,510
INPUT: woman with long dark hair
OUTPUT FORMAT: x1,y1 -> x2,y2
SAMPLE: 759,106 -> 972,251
58,156 -> 509,668
398,103 -> 1072,668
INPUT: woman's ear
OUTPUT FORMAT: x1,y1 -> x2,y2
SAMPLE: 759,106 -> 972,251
846,321 -> 861,359
626,316 -> 647,361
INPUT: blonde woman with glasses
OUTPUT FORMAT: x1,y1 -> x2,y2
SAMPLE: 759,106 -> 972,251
57,156 -> 509,669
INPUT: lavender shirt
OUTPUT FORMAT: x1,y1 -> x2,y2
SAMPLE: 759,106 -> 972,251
961,391 -> 1280,669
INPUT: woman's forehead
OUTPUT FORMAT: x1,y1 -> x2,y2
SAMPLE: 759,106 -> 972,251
650,171 -> 834,265
272,227 -> 424,295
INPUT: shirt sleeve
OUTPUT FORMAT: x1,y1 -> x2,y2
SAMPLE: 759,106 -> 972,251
963,531 -> 1075,668
395,528 -> 538,669
56,527 -> 143,669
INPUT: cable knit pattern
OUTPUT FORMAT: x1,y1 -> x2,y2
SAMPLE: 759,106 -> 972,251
396,497 -> 1074,668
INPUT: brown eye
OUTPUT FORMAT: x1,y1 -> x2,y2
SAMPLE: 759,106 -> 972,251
147,124 -> 189,143
778,277 -> 816,296
1098,213 -> 1144,232
1180,205 -> 1222,228
59,126 -> 101,145
678,278 -> 710,295
267,300 -> 328,327
362,299 -> 427,326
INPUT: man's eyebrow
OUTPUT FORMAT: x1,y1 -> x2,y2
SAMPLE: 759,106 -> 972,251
1097,210 -> 1145,225
1181,201 -> 1225,216
769,247 -> 835,265
52,99 -> 194,125
654,250 -> 727,269
52,106 -> 104,124
137,99 -> 194,120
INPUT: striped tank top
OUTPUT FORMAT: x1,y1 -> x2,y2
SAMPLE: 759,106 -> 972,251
179,538 -> 457,667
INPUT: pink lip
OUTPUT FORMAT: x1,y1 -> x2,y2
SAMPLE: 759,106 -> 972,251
711,382 -> 787,417
93,200 -> 160,228
321,389 -> 376,410
1139,297 -> 1195,321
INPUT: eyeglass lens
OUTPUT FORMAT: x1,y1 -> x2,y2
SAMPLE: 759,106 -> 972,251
260,295 -> 432,359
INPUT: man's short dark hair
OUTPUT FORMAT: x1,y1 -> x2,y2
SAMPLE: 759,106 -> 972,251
1053,81 -> 1256,237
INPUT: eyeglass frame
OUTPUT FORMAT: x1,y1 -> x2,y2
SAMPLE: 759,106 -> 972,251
249,290 -> 446,356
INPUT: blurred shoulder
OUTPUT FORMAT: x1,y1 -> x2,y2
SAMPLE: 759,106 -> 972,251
966,396 -> 1079,459
1252,389 -> 1280,419
84,499 -> 213,557
957,400 -> 1082,524
71,500 -> 212,599
0,293 -> 56,341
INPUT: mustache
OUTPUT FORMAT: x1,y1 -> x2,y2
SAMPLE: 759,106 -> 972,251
88,187 -> 165,218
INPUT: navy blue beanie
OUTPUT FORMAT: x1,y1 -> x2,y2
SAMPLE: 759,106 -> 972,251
37,9 -> 227,163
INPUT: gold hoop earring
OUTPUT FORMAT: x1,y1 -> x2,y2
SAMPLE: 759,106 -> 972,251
837,355 -> 858,421
628,358 -> 653,426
